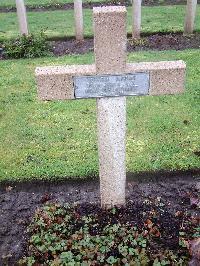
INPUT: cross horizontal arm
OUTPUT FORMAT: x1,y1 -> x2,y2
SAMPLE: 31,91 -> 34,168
36,64 -> 96,100
127,60 -> 186,96
35,60 -> 186,101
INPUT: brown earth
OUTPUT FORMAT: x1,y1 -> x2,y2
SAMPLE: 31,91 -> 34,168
50,32 -> 200,56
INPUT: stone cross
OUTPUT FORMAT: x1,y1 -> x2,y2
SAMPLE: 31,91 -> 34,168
132,0 -> 142,39
35,6 -> 186,209
16,0 -> 28,35
74,0 -> 84,41
184,0 -> 197,34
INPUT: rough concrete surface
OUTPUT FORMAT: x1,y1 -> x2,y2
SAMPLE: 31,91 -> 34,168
94,6 -> 127,207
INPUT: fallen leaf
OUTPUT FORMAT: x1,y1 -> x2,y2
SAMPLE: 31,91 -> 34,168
127,181 -> 137,188
189,238 -> 200,260
175,211 -> 183,217
145,219 -> 153,229
150,226 -> 161,237
41,193 -> 51,203
5,186 -> 13,192
190,197 -> 200,208
142,230 -> 149,237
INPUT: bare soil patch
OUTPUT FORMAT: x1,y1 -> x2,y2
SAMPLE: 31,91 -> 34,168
50,32 -> 200,57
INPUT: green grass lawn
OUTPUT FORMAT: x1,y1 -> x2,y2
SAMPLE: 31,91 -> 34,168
0,0 -> 100,8
0,50 -> 199,181
0,5 -> 200,41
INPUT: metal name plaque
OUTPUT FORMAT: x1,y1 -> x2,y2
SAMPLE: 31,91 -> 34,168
73,73 -> 150,99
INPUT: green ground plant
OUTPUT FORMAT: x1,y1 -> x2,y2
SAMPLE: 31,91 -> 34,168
0,50 -> 199,181
18,201 -> 199,265
3,31 -> 51,59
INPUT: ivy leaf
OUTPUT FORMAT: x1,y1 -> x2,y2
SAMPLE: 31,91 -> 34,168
106,256 -> 118,264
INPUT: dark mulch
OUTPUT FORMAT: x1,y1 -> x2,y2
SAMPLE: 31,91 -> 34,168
0,171 -> 199,265
51,32 -> 200,56
1,32 -> 200,60
0,0 -> 198,13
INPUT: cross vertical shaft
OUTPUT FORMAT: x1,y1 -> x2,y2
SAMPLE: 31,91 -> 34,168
93,7 -> 127,208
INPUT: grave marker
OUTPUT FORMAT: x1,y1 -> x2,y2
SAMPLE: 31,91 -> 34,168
74,0 -> 84,40
35,6 -> 186,209
184,0 -> 197,34
16,0 -> 28,35
132,0 -> 142,39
